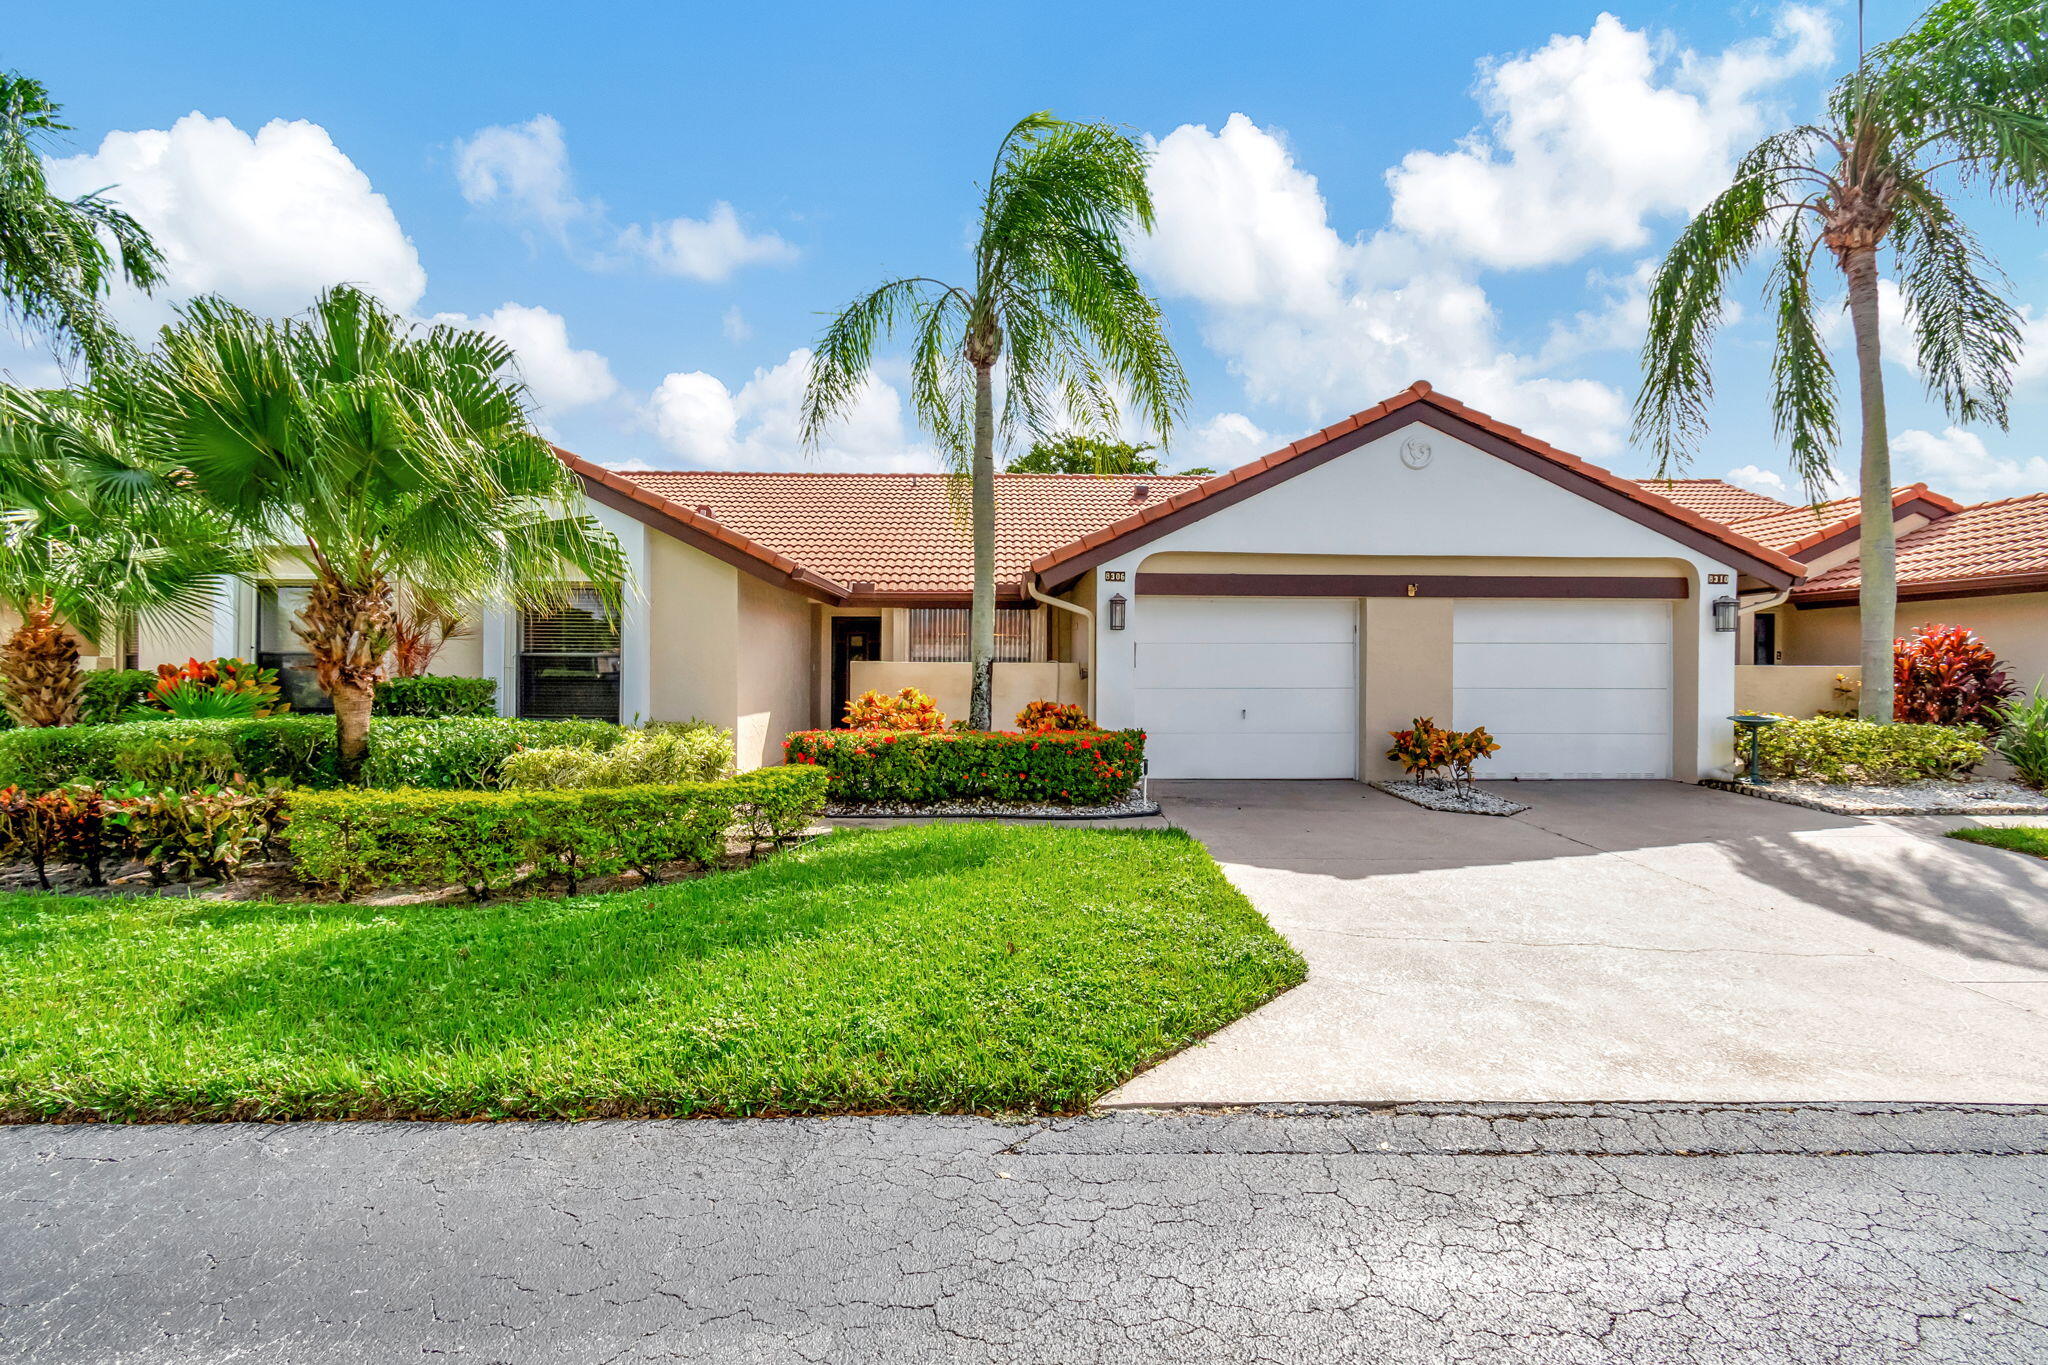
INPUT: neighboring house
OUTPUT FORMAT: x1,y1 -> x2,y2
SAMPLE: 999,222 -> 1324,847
1652,479 -> 2048,714
139,381 -> 1815,780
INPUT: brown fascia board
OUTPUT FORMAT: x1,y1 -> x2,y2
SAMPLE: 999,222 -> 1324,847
1135,572 -> 1688,599
562,453 -> 851,603
1793,570 -> 2048,607
839,589 -> 1037,608
1031,395 -> 1801,590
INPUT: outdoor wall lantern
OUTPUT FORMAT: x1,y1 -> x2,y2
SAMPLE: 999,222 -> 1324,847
1107,593 -> 1128,631
1711,595 -> 1739,632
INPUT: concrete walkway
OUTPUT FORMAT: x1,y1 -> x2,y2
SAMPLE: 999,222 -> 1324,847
1108,780 -> 2048,1106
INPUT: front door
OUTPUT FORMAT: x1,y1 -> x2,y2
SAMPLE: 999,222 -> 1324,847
830,616 -> 882,728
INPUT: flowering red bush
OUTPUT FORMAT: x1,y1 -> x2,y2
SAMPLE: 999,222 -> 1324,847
1893,624 -> 2018,729
1015,700 -> 1093,732
840,686 -> 947,732
783,728 -> 1145,806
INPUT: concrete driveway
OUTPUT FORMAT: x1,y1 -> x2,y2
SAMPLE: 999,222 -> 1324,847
1110,781 -> 2048,1106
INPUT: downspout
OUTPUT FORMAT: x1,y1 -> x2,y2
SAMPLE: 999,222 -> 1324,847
1025,575 -> 1094,720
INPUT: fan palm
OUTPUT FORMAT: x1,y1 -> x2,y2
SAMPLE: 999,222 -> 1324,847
802,112 -> 1187,728
0,384 -> 241,725
1635,0 -> 2048,721
0,71 -> 163,368
129,286 -> 627,779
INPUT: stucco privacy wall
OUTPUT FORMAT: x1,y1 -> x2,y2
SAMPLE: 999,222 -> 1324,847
643,528 -> 741,734
1784,591 -> 2048,697
736,574 -> 812,768
1087,421 -> 1738,780
849,661 -> 1084,728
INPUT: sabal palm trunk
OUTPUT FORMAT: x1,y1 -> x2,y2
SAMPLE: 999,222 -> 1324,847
0,598 -> 83,727
296,573 -> 395,781
968,359 -> 996,731
1843,246 -> 1897,722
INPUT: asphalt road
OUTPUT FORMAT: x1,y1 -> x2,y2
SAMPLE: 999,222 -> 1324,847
6,1104 -> 2046,1363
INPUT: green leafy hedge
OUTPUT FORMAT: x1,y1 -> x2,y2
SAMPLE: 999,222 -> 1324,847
501,725 -> 734,787
782,729 -> 1145,806
0,716 -> 632,792
372,676 -> 499,717
286,767 -> 827,896
1746,714 -> 1988,783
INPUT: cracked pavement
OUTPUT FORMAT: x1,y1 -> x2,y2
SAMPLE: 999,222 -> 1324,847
6,1103 -> 2047,1363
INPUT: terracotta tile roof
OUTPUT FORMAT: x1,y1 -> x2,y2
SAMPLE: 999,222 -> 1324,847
1028,382 -> 1806,584
600,468 -> 1205,597
1795,492 -> 2048,599
1640,478 -> 1795,526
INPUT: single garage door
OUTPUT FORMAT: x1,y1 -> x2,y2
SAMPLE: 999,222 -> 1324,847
1136,597 -> 1357,779
1452,600 -> 1672,779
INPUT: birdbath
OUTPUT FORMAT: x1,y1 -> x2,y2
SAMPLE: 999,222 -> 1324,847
1729,714 -> 1783,786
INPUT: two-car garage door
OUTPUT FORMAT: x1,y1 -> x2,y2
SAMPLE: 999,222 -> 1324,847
1135,595 -> 1671,781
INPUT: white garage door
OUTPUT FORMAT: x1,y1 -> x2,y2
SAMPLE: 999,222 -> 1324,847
1452,600 -> 1672,779
1136,597 -> 1357,779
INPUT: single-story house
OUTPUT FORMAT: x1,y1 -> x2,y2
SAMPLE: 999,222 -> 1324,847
1650,478 -> 2048,716
127,380 -> 1818,782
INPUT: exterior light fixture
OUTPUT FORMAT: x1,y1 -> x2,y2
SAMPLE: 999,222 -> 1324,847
1711,596 -> 1739,632
1106,593 -> 1128,631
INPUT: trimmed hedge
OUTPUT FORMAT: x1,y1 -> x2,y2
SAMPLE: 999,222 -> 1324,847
359,716 -> 624,790
500,725 -> 734,788
783,729 -> 1145,806
1747,714 -> 1988,783
0,715 -> 632,792
0,716 -> 340,791
372,676 -> 499,717
286,767 -> 827,897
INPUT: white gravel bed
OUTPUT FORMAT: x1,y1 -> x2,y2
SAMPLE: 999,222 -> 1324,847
825,790 -> 1160,821
1368,780 -> 1530,817
1702,777 -> 2048,816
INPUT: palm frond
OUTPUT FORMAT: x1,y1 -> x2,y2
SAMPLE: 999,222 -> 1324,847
1764,216 -> 1841,498
1891,179 -> 2023,425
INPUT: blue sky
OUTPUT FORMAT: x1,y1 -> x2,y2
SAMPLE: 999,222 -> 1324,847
8,1 -> 2047,500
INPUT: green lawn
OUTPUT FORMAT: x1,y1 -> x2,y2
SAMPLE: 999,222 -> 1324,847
1948,826 -> 2048,860
0,824 -> 1303,1123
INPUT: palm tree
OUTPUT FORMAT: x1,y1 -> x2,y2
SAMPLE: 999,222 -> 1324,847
0,71 -> 163,369
130,286 -> 627,779
802,112 -> 1187,729
1635,0 -> 2048,722
0,385 -> 240,725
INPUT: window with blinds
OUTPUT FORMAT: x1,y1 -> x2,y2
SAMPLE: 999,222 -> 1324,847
521,588 -> 620,653
519,588 -> 621,721
904,607 -> 1038,662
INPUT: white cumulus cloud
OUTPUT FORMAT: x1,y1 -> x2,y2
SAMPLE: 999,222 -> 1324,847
453,114 -> 587,237
1134,113 -> 1629,455
432,303 -> 618,414
1723,464 -> 1791,497
645,349 -> 931,472
616,202 -> 796,282
1386,7 -> 1831,269
43,112 -> 427,326
1892,427 -> 2048,501
453,114 -> 794,282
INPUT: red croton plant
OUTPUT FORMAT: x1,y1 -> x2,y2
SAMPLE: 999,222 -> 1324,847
1892,624 -> 2018,729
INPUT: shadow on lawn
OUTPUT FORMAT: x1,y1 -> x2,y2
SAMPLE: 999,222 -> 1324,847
165,827 -> 1023,1048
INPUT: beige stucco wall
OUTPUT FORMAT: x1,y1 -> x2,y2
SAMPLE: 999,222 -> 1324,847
1737,664 -> 1861,717
1782,592 -> 2048,698
645,532 -> 741,729
735,574 -> 813,768
849,661 -> 1084,729
1359,597 -> 1453,780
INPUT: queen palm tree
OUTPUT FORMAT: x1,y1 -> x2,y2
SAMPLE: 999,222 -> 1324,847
1635,0 -> 2048,721
0,71 -> 163,368
130,286 -> 627,779
0,384 -> 240,725
802,112 -> 1187,729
